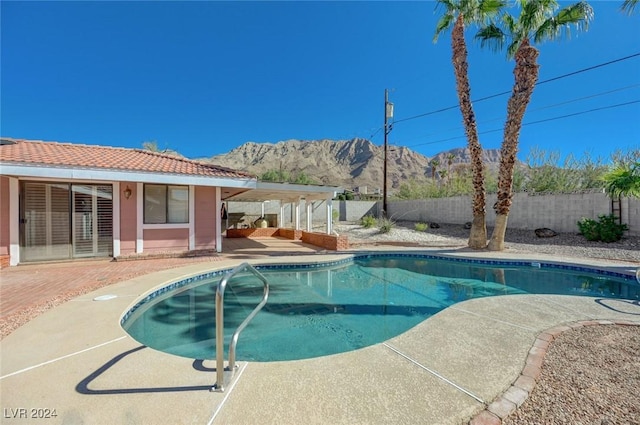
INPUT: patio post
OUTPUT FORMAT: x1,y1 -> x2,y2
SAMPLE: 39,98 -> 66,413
326,197 -> 333,234
306,200 -> 313,232
279,202 -> 285,228
215,187 -> 222,253
294,198 -> 301,230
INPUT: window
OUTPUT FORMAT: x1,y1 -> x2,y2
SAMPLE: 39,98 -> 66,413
144,184 -> 189,224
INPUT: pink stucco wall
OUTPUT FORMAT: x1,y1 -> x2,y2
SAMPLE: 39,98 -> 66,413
119,183 -> 138,255
0,179 -> 223,264
143,228 -> 190,252
0,176 -> 10,256
194,186 -> 217,250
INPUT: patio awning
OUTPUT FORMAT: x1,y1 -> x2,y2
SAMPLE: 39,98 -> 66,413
222,181 -> 341,203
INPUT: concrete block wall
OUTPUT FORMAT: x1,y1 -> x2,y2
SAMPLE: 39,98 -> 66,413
623,197 -> 640,233
387,197 -> 474,224
335,201 -> 379,221
505,192 -> 612,231
363,192 -> 639,235
227,194 -> 639,235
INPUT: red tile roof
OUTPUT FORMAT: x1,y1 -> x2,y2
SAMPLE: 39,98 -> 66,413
0,138 -> 255,179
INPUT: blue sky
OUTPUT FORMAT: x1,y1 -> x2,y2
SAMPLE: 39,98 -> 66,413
2,1 -> 638,164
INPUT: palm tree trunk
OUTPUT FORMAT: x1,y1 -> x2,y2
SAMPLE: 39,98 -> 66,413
488,39 -> 540,251
452,14 -> 487,249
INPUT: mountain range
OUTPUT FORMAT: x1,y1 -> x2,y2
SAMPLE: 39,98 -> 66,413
206,138 -> 503,192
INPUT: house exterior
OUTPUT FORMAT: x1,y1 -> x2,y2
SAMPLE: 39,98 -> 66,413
0,138 -> 261,267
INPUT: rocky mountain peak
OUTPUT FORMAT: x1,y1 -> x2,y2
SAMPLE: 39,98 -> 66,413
208,138 -> 502,191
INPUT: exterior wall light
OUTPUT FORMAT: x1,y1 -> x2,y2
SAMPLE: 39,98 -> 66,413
124,186 -> 132,200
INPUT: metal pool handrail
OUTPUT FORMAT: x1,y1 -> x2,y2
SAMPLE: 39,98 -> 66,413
212,262 -> 269,392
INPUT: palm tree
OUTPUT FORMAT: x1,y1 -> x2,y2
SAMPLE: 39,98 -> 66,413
621,0 -> 638,14
476,0 -> 594,251
446,153 -> 456,177
602,161 -> 640,199
434,0 -> 505,249
429,159 -> 440,180
439,169 -> 449,184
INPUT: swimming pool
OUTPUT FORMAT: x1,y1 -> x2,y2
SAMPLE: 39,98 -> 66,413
122,254 -> 639,362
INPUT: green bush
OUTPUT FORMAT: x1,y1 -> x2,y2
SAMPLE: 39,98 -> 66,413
332,209 -> 339,223
414,222 -> 428,232
577,218 -> 599,241
577,214 -> 628,243
378,217 -> 394,234
360,215 -> 377,228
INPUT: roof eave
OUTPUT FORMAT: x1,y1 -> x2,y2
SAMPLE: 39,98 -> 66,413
0,163 -> 258,188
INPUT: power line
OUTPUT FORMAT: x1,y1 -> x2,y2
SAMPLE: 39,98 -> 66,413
394,84 -> 640,145
537,53 -> 640,85
392,52 -> 640,125
406,99 -> 640,149
524,99 -> 640,126
527,84 -> 640,113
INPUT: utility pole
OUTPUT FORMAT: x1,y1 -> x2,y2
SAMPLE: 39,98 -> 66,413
383,89 -> 393,218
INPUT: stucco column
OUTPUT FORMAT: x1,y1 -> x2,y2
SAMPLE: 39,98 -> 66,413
306,200 -> 313,232
136,182 -> 143,253
9,177 -> 19,266
215,187 -> 222,253
326,198 -> 333,234
189,185 -> 195,250
279,203 -> 285,228
112,182 -> 121,258
294,198 -> 301,230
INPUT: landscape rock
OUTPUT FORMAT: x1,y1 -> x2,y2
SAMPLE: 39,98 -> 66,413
535,228 -> 558,238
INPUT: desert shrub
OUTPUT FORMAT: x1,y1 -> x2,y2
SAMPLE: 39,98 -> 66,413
360,215 -> 376,228
577,215 -> 628,243
378,217 -> 394,234
577,218 -> 599,241
414,222 -> 428,232
261,169 -> 317,184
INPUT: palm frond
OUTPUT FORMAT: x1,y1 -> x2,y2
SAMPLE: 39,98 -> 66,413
474,0 -> 507,26
434,0 -> 457,15
621,0 -> 639,15
434,13 -> 456,42
519,0 -> 556,35
506,39 -> 524,58
502,13 -> 517,33
533,1 -> 593,44
475,23 -> 506,52
478,0 -> 507,16
601,162 -> 640,198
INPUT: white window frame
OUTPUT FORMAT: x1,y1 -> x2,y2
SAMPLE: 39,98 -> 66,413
143,184 -> 190,225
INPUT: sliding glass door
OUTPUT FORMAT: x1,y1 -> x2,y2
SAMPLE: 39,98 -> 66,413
20,182 -> 113,262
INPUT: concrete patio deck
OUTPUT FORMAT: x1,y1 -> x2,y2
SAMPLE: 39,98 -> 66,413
1,238 -> 639,424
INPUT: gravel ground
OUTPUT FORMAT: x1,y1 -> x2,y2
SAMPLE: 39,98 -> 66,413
333,221 -> 640,263
503,325 -> 640,425
334,221 -> 640,424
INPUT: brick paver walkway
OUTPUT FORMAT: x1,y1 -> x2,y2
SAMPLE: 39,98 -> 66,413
0,256 -> 222,338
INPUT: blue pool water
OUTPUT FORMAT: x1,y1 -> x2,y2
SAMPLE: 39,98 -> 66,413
122,255 -> 639,362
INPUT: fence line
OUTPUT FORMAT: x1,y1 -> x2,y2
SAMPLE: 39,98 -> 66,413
227,193 -> 639,235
